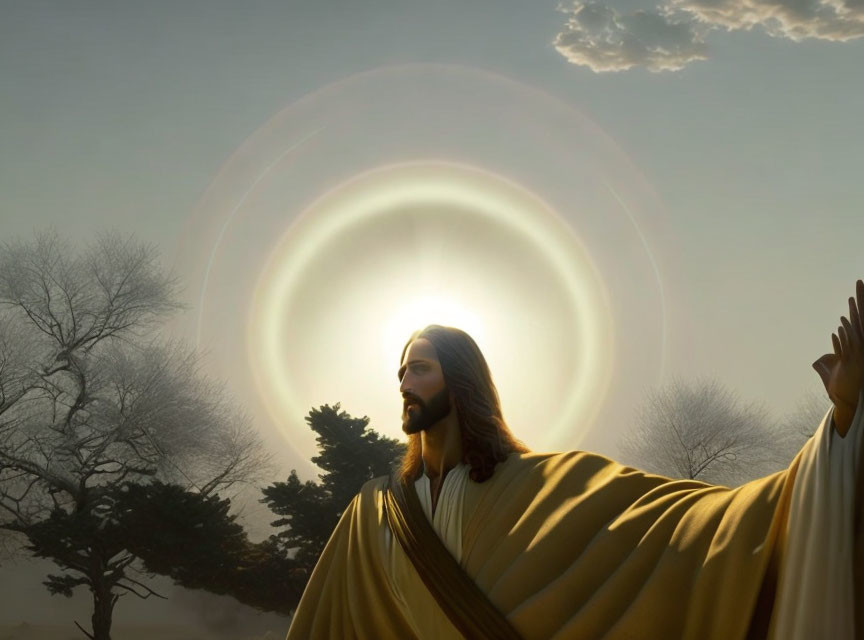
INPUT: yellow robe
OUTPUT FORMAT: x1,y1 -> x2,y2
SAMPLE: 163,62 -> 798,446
286,403 -> 863,639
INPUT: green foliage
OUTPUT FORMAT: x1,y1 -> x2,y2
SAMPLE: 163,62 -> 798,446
116,481 -> 248,583
18,402 -> 405,619
260,471 -> 333,567
262,403 -> 405,568
44,573 -> 90,598
114,403 -> 404,616
25,502 -> 126,598
117,481 -> 307,615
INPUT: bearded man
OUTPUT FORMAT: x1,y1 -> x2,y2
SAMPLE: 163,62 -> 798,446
285,280 -> 864,640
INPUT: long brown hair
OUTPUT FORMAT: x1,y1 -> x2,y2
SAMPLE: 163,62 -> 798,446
397,325 -> 530,484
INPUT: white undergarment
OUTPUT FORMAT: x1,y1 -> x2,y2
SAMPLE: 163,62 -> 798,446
773,390 -> 863,639
381,462 -> 471,639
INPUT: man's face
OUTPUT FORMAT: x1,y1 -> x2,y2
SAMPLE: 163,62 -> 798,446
397,338 -> 453,435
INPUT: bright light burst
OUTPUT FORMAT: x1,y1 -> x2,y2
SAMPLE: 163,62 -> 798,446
382,295 -> 485,355
247,161 -> 614,452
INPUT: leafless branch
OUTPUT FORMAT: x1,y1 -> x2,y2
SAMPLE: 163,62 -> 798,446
0,228 -> 269,626
618,377 -> 794,486
115,576 -> 168,600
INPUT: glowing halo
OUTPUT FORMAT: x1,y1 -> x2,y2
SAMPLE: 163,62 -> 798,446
248,161 -> 613,452
173,62 -> 677,466
603,181 -> 669,378
194,127 -> 324,348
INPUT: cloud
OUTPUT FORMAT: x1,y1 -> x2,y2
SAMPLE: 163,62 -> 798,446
672,0 -> 864,41
554,0 -> 864,73
553,2 -> 710,72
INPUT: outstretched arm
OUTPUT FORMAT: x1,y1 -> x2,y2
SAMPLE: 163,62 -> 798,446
813,279 -> 864,438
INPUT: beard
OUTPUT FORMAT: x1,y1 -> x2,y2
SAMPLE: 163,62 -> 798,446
402,386 -> 452,435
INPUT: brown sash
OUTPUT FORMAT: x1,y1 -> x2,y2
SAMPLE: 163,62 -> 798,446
384,473 -> 523,640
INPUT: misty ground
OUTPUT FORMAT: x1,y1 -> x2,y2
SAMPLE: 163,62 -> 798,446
0,623 -> 282,640
0,512 -> 291,640
0,558 -> 290,640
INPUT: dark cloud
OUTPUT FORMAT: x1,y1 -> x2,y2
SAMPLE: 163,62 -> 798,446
553,2 -> 709,72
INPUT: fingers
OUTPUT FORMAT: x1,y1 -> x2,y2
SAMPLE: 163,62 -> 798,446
839,324 -> 850,361
855,280 -> 864,342
858,279 -> 864,332
826,280 -> 864,363
842,315 -> 855,350
849,295 -> 862,344
845,284 -> 864,352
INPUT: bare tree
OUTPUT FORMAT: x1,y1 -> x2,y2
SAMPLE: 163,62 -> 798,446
0,229 -> 272,639
780,388 -> 832,441
618,377 -> 796,487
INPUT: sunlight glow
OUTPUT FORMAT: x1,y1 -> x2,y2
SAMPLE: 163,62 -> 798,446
383,295 -> 486,359
247,161 -> 614,451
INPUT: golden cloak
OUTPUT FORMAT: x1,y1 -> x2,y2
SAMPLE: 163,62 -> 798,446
286,407 -> 864,639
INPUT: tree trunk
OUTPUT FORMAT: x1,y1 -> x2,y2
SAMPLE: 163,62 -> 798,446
90,581 -> 117,640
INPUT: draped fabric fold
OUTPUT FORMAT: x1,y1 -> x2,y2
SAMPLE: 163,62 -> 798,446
770,395 -> 864,639
286,401 -> 863,639
383,472 -> 524,639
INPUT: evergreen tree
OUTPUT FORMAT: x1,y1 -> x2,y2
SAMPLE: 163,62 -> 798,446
262,403 -> 405,569
116,481 -> 307,615
118,404 -> 405,617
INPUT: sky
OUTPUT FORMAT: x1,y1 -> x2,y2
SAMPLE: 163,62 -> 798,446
1,0 -> 862,630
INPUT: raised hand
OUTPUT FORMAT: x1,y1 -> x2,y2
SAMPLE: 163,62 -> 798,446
813,279 -> 864,437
